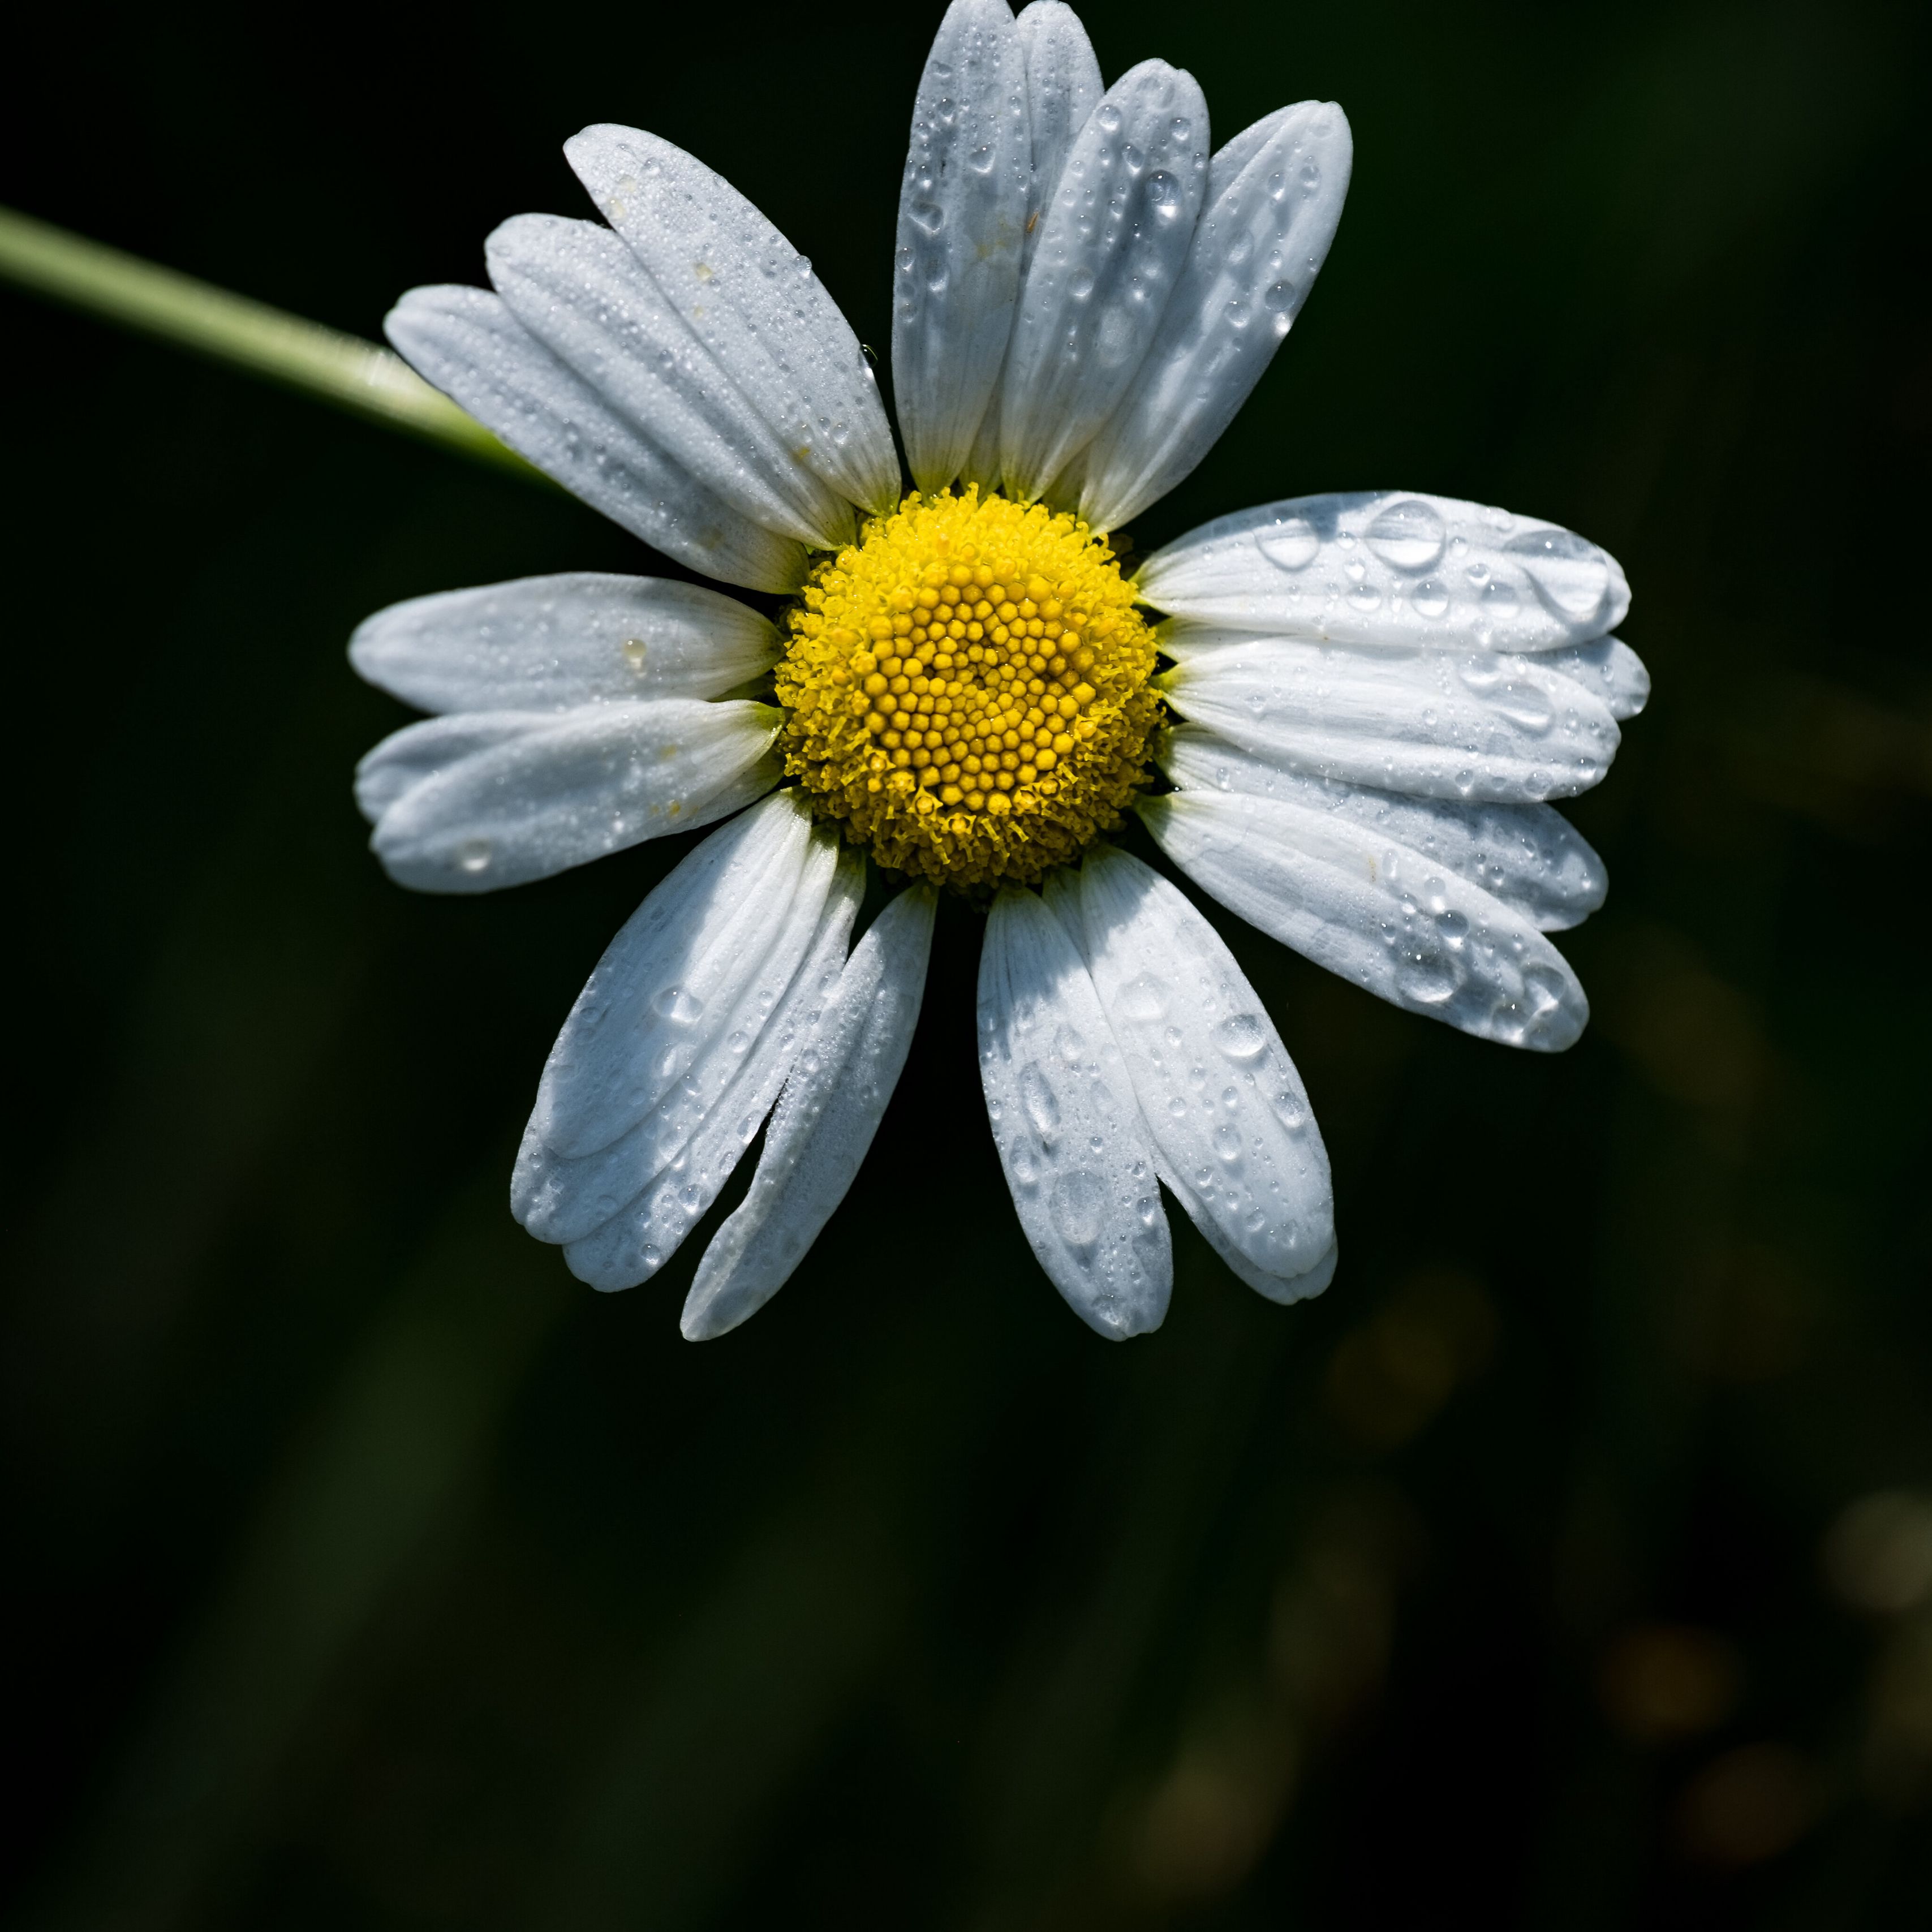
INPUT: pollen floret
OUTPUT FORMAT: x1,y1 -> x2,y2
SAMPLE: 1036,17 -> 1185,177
776,488 -> 1159,889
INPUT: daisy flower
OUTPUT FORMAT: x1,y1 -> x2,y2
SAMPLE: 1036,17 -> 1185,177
350,0 -> 1643,1342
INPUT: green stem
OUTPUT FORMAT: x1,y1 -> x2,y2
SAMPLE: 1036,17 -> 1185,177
0,204 -> 550,483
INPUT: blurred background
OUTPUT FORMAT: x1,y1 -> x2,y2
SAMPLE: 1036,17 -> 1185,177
3,0 -> 1929,1924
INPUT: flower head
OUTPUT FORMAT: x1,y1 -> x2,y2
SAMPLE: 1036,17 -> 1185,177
350,0 -> 1643,1341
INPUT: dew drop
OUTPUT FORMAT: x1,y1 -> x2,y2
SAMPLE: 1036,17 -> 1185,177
1493,683 -> 1555,732
1117,973 -> 1171,1022
1257,518 -> 1319,571
1524,964 -> 1568,1018
1365,497 -> 1447,572
1018,1060 -> 1061,1137
909,201 -> 945,236
1395,949 -> 1458,1005
1053,1024 -> 1086,1064
1213,1122 -> 1244,1166
1069,266 -> 1095,300
1146,171 -> 1182,218
456,839 -> 492,874
1505,528 -> 1611,622
1213,1013 -> 1268,1060
1049,1169 -> 1105,1247
651,984 -> 705,1023
621,637 -> 648,671
1412,579 -> 1449,618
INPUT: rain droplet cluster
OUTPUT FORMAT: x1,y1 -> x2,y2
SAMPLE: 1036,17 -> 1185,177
776,488 -> 1160,888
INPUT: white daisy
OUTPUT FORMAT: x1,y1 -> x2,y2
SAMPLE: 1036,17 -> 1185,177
350,0 -> 1643,1342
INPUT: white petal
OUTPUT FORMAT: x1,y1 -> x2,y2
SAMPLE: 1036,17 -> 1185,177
354,714 -> 532,823
1189,1225 -> 1338,1306
529,793 -> 838,1159
560,888 -> 862,1298
978,887 -> 1172,1339
957,1 -> 1104,490
1540,635 -> 1650,720
1160,723 -> 1608,931
999,60 -> 1211,502
565,125 -> 900,517
1139,789 -> 1589,1050
486,215 -> 854,549
1077,103 -> 1353,531
892,0 -> 1032,493
350,573 -> 777,716
681,886 -> 937,1339
1043,846 -> 1335,1292
359,700 -> 780,893
517,850 -> 864,1263
1139,490 -> 1632,650
1159,634 -> 1621,803
1014,2 -> 1105,271
384,286 -> 808,593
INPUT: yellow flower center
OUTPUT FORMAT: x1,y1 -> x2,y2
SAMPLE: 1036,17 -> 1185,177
774,487 -> 1159,890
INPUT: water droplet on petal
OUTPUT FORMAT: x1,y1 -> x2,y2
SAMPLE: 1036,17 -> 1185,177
1019,1061 -> 1061,1137
1117,974 -> 1171,1022
1257,518 -> 1319,571
1365,498 -> 1447,571
651,985 -> 705,1023
1049,1169 -> 1105,1247
1505,528 -> 1611,622
1212,1013 -> 1268,1061
1395,948 -> 1458,1005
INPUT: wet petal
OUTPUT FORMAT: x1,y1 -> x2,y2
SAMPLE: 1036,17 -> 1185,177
893,0 -> 1032,493
528,792 -> 839,1159
487,214 -> 855,548
1045,845 -> 1335,1293
519,850 -> 864,1269
978,887 -> 1172,1338
566,124 -> 900,516
999,59 -> 1211,502
1159,632 -> 1621,804
1014,1 -> 1104,269
682,886 -> 937,1339
1540,636 -> 1650,719
385,286 -> 808,593
1077,102 -> 1352,530
958,0 -> 1105,489
1139,490 -> 1631,651
1161,724 -> 1608,931
356,700 -> 779,893
350,573 -> 778,716
1140,788 -> 1590,1051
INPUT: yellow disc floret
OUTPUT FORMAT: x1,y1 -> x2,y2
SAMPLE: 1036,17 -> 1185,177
775,487 -> 1160,889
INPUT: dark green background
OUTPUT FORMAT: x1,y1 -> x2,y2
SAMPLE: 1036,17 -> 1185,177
4,0 -> 1929,1924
